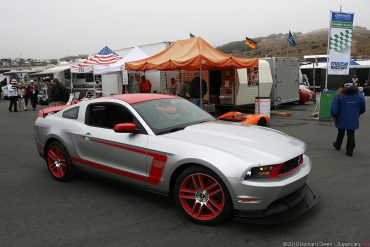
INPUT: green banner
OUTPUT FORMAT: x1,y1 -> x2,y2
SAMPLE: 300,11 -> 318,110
319,91 -> 337,120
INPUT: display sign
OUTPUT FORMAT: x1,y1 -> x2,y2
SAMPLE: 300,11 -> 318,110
328,11 -> 354,75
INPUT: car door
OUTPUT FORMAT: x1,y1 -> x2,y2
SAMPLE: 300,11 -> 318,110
76,102 -> 149,183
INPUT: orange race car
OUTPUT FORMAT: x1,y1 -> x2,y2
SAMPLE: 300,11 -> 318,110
218,111 -> 270,126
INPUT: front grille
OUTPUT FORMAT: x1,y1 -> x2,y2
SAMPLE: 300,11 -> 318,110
278,155 -> 301,175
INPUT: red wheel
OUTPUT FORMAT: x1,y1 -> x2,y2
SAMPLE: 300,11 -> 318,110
46,141 -> 75,181
174,167 -> 232,225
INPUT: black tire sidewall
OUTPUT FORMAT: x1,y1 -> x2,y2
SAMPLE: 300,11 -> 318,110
174,166 -> 233,225
258,117 -> 267,126
45,141 -> 75,182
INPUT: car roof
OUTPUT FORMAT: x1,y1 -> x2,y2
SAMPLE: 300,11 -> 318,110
104,93 -> 179,104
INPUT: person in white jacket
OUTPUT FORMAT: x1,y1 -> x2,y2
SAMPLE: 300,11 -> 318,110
8,79 -> 19,112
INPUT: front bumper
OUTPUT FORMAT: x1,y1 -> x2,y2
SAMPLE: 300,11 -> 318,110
234,183 -> 318,224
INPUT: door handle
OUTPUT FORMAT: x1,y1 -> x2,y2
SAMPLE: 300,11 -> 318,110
83,132 -> 92,140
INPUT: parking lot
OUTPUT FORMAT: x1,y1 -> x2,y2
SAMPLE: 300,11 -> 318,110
0,98 -> 369,247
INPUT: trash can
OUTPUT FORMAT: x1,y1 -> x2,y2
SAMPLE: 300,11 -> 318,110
255,97 -> 271,118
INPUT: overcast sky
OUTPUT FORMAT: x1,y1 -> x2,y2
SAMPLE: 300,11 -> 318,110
0,0 -> 369,59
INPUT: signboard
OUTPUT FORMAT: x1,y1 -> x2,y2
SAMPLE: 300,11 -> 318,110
319,90 -> 337,120
328,11 -> 354,75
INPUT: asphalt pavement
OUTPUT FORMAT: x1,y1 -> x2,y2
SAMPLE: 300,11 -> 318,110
0,97 -> 369,247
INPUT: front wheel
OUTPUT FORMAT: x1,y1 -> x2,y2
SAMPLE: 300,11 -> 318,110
174,166 -> 233,225
45,141 -> 76,182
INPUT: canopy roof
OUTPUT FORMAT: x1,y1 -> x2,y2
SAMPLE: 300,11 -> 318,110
71,46 -> 122,73
32,65 -> 71,76
125,37 -> 258,71
93,47 -> 148,75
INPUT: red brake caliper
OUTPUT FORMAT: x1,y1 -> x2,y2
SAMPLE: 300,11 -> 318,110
179,173 -> 225,221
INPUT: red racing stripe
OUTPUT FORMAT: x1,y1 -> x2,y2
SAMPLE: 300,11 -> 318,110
72,157 -> 147,182
73,138 -> 168,185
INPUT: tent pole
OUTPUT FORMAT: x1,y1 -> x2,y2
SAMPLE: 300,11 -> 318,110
70,71 -> 73,94
200,63 -> 202,108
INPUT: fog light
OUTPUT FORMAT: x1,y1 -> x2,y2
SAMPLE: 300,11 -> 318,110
239,198 -> 257,202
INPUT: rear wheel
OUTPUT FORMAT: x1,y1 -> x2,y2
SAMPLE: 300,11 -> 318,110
174,166 -> 233,225
45,141 -> 75,182
257,117 -> 267,126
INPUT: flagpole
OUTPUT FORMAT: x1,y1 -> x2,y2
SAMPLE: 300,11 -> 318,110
244,38 -> 247,57
325,11 -> 332,90
286,30 -> 290,57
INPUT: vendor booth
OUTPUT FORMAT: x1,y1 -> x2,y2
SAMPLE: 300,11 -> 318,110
93,47 -> 149,95
70,46 -> 122,98
125,37 -> 259,108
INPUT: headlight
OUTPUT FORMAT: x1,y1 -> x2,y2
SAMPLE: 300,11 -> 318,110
244,164 -> 281,179
245,155 -> 304,180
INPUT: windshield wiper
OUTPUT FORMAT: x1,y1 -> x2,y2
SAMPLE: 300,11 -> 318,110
157,126 -> 186,135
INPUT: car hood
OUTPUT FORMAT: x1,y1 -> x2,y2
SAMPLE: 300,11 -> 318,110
164,121 -> 306,165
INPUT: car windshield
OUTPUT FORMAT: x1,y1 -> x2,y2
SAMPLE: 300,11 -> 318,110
132,98 -> 214,135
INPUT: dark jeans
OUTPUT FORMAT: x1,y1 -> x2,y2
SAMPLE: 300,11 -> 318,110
29,94 -> 37,109
25,94 -> 29,107
335,128 -> 355,154
9,96 -> 18,112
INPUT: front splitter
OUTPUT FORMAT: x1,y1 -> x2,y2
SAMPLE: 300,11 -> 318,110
234,183 -> 319,224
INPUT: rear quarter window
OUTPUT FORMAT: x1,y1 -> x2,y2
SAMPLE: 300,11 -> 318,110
62,106 -> 79,120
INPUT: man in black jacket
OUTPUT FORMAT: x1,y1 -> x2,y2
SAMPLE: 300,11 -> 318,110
48,78 -> 66,106
189,73 -> 207,107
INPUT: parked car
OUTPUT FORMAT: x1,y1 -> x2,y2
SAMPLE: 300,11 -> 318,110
218,111 -> 270,126
299,84 -> 316,104
1,85 -> 8,99
34,94 -> 318,225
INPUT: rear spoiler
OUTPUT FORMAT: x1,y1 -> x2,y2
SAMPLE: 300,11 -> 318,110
38,105 -> 69,118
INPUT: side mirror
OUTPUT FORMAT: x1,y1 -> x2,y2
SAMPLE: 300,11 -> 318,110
114,123 -> 138,133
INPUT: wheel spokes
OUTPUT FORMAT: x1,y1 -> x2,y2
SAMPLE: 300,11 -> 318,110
191,175 -> 200,189
180,194 -> 195,200
197,174 -> 205,189
48,149 -> 56,160
208,187 -> 222,197
180,188 -> 196,194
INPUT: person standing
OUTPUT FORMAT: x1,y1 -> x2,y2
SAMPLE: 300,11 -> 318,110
139,75 -> 151,93
27,80 -> 39,111
48,78 -> 67,106
175,80 -> 190,98
131,74 -> 140,93
331,83 -> 366,156
45,78 -> 53,103
169,78 -> 178,95
17,83 -> 27,111
189,73 -> 207,107
8,79 -> 19,112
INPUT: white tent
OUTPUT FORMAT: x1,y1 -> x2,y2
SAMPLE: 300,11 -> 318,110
93,47 -> 148,75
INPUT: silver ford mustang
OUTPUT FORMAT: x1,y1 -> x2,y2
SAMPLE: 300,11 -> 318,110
34,94 -> 318,225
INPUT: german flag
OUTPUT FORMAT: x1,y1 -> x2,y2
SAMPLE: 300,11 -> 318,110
245,37 -> 257,49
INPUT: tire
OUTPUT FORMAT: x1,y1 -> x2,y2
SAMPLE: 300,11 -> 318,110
174,166 -> 233,225
45,141 -> 76,182
257,117 -> 267,126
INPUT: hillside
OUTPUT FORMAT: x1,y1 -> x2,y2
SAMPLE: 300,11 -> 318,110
217,26 -> 370,59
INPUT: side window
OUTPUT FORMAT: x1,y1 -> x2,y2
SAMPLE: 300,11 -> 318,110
85,103 -> 146,134
62,106 -> 79,120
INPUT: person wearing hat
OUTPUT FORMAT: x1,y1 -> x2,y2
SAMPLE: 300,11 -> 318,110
331,83 -> 366,156
8,79 -> 19,112
27,80 -> 39,111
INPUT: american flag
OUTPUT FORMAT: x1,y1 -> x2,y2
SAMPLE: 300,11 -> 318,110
72,46 -> 122,69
